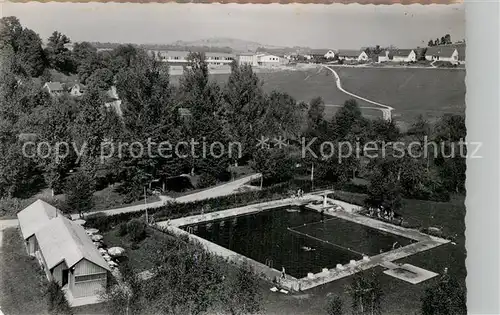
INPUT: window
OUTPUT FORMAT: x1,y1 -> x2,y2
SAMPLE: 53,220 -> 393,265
75,273 -> 106,282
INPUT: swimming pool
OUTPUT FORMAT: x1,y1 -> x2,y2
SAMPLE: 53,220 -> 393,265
182,207 -> 413,278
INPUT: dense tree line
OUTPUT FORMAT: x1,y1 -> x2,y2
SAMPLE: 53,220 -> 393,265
0,16 -> 466,220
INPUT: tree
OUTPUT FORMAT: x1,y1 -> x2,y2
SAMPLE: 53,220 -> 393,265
307,96 -> 326,128
0,17 -> 47,77
365,159 -> 403,215
428,40 -> 434,47
86,68 -> 114,91
421,273 -> 466,315
444,34 -> 452,45
346,271 -> 383,315
223,62 -> 267,161
251,147 -> 296,186
433,115 -> 466,193
325,295 -> 344,315
435,38 -> 440,46
45,31 -> 76,74
332,99 -> 369,141
127,218 -> 147,242
223,263 -> 262,315
64,171 -> 95,218
0,141 -> 40,198
46,280 -> 73,315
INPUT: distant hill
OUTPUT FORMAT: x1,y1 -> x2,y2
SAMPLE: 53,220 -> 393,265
88,38 -> 313,55
171,37 -> 285,53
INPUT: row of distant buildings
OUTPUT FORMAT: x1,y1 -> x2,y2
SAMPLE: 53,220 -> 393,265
306,43 -> 466,64
147,43 -> 465,67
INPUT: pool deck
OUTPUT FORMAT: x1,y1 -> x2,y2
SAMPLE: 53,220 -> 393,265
155,193 -> 450,292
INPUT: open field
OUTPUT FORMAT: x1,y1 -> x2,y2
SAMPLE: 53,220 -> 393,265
173,66 -> 465,127
331,67 -> 465,126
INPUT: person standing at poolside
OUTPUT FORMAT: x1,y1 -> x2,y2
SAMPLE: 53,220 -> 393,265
281,266 -> 286,279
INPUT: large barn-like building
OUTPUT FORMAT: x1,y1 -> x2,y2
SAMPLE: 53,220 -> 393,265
17,200 -> 110,304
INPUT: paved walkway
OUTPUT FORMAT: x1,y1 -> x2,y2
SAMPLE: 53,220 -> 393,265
0,173 -> 262,229
322,65 -> 394,121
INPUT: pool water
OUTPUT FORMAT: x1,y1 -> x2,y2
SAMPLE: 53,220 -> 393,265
182,207 -> 412,278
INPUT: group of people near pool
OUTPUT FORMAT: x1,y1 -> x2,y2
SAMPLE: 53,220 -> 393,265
291,188 -> 305,199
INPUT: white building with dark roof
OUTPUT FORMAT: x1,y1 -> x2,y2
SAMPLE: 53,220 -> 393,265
390,49 -> 417,62
425,46 -> 459,64
337,50 -> 369,62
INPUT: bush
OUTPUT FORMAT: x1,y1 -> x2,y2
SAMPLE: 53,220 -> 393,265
325,295 -> 344,315
46,280 -> 73,315
127,218 -> 146,242
197,173 -> 217,189
118,222 -> 128,236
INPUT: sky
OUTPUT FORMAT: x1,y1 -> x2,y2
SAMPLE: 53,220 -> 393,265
2,3 -> 465,49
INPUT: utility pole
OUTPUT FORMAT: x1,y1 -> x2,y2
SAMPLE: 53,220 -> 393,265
144,186 -> 148,224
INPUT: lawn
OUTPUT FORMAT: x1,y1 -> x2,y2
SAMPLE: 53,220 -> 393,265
175,66 -> 465,128
0,227 -> 49,315
333,67 -> 466,126
102,226 -> 179,273
171,68 -> 382,120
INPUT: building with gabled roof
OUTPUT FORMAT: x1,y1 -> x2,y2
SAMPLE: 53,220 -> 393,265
17,199 -> 64,256
337,50 -> 369,62
425,46 -> 459,64
34,216 -> 110,300
390,49 -> 417,62
43,81 -> 64,96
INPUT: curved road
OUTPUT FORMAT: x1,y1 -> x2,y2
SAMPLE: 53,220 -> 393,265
322,65 -> 394,121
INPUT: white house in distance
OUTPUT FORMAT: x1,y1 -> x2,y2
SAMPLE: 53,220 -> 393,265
425,46 -> 459,64
67,83 -> 86,97
391,49 -> 417,62
237,52 -> 259,66
148,50 -> 234,66
310,49 -> 337,60
337,50 -> 369,62
257,54 -> 281,67
43,81 -> 64,96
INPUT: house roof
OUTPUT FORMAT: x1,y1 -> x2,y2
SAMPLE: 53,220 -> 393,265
205,52 -> 235,58
337,50 -> 363,57
238,52 -> 256,56
454,43 -> 466,61
310,49 -> 336,56
390,49 -> 415,57
44,82 -> 64,92
425,46 -> 457,57
35,216 -> 111,271
166,51 -> 191,59
17,199 -> 64,240
67,83 -> 86,91
178,107 -> 192,116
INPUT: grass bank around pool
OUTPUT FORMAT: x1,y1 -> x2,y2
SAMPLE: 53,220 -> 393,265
0,227 -> 49,315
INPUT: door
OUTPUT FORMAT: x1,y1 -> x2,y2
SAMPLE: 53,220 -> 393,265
62,269 -> 69,286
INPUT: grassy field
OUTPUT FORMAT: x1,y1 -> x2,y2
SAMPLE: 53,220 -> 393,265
0,228 -> 49,315
333,67 -> 466,127
174,66 -> 465,128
